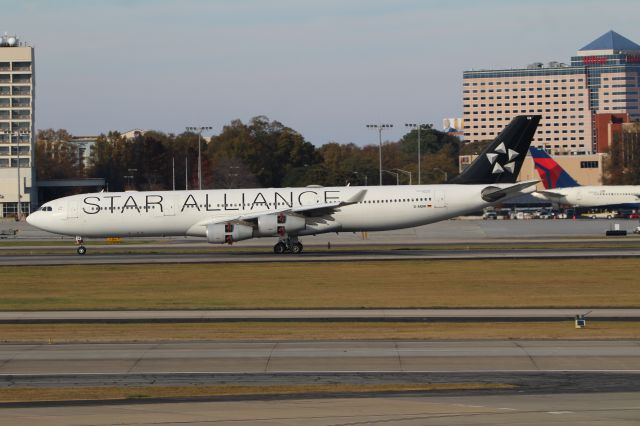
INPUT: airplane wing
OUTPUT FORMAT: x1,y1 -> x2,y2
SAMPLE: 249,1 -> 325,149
481,180 -> 539,202
194,189 -> 368,226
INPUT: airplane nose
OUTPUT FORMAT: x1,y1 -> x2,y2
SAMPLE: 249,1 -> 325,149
26,212 -> 37,226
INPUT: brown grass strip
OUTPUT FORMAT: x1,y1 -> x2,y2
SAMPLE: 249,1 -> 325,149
0,383 -> 514,403
1,259 -> 639,310
0,321 -> 638,343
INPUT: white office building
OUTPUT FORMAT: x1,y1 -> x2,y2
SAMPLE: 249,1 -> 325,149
0,34 -> 34,218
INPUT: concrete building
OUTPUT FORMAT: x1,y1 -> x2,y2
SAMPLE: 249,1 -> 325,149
463,31 -> 640,155
0,34 -> 34,218
69,136 -> 98,170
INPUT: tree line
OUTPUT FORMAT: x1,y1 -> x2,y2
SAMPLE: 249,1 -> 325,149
35,116 -> 462,193
604,122 -> 640,185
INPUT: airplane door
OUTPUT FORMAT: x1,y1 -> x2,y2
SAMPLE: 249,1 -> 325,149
434,190 -> 446,208
67,200 -> 78,218
163,196 -> 175,216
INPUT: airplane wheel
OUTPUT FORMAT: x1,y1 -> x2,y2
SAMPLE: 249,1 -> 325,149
273,242 -> 286,254
77,246 -> 87,255
291,242 -> 303,254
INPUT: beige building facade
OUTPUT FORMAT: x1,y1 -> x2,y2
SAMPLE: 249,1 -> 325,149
463,31 -> 640,155
0,35 -> 34,218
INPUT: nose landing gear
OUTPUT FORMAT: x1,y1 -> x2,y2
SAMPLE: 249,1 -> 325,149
75,236 -> 86,255
273,236 -> 303,254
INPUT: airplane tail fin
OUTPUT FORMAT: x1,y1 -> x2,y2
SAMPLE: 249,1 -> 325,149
449,115 -> 541,184
529,147 -> 580,189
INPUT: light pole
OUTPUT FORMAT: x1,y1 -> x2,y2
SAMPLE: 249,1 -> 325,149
394,168 -> 412,185
351,171 -> 368,186
433,167 -> 448,183
366,124 -> 393,185
127,168 -> 137,189
185,126 -> 213,190
382,169 -> 399,185
404,123 -> 432,185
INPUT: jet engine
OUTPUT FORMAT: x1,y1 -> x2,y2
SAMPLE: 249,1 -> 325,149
206,223 -> 254,244
257,214 -> 306,236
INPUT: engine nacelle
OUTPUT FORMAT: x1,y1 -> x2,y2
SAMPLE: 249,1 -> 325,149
257,214 -> 306,237
206,223 -> 254,244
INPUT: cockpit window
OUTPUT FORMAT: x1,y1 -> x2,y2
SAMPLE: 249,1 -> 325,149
39,206 -> 53,212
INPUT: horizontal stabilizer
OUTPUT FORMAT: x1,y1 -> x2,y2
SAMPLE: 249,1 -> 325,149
481,180 -> 539,202
534,190 -> 566,199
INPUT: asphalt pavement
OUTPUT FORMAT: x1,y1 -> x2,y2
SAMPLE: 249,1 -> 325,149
0,308 -> 638,323
3,392 -> 637,426
2,340 -> 639,375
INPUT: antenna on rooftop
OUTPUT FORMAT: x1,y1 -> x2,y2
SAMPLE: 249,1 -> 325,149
0,33 -> 19,47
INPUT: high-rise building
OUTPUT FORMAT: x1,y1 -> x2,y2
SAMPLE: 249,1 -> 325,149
463,31 -> 640,155
0,33 -> 34,218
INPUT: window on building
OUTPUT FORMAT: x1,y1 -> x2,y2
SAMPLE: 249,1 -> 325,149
580,161 -> 598,169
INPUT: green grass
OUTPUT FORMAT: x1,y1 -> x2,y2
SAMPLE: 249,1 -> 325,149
1,259 -> 639,310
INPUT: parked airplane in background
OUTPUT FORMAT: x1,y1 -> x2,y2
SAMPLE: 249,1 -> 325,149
530,147 -> 640,209
27,116 -> 541,255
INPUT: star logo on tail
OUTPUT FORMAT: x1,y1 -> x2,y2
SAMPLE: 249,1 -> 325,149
486,141 -> 519,175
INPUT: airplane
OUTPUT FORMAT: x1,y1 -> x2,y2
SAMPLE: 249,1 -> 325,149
529,147 -> 640,210
27,115 -> 541,255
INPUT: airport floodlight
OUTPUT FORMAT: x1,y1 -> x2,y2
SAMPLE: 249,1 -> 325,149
404,123 -> 431,184
185,125 -> 214,190
351,171 -> 368,186
366,124 -> 393,185
394,168 -> 412,185
382,169 -> 400,185
433,167 -> 448,183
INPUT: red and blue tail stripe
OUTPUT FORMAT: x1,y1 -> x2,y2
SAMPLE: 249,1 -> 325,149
529,147 -> 579,189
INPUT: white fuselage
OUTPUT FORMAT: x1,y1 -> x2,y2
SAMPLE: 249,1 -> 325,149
532,185 -> 640,208
27,184 -> 521,239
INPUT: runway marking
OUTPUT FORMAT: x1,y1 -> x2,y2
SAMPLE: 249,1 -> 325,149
264,342 -> 278,373
547,411 -> 574,414
513,341 -> 541,371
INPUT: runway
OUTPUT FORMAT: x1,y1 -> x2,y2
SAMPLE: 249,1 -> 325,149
2,340 -> 639,375
2,340 -> 640,424
1,308 -> 639,323
3,219 -> 640,424
4,392 -> 637,426
2,246 -> 640,265
5,216 -> 640,242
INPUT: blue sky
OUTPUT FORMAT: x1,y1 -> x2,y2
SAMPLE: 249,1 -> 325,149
6,0 -> 640,145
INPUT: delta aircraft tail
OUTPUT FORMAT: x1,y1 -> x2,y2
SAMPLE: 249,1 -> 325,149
450,115 -> 541,184
529,147 -> 579,189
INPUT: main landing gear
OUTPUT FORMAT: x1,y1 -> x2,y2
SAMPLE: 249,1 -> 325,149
75,236 -> 86,255
273,236 -> 303,255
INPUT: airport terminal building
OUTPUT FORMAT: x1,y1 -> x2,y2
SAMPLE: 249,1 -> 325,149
463,31 -> 640,155
0,34 -> 34,218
